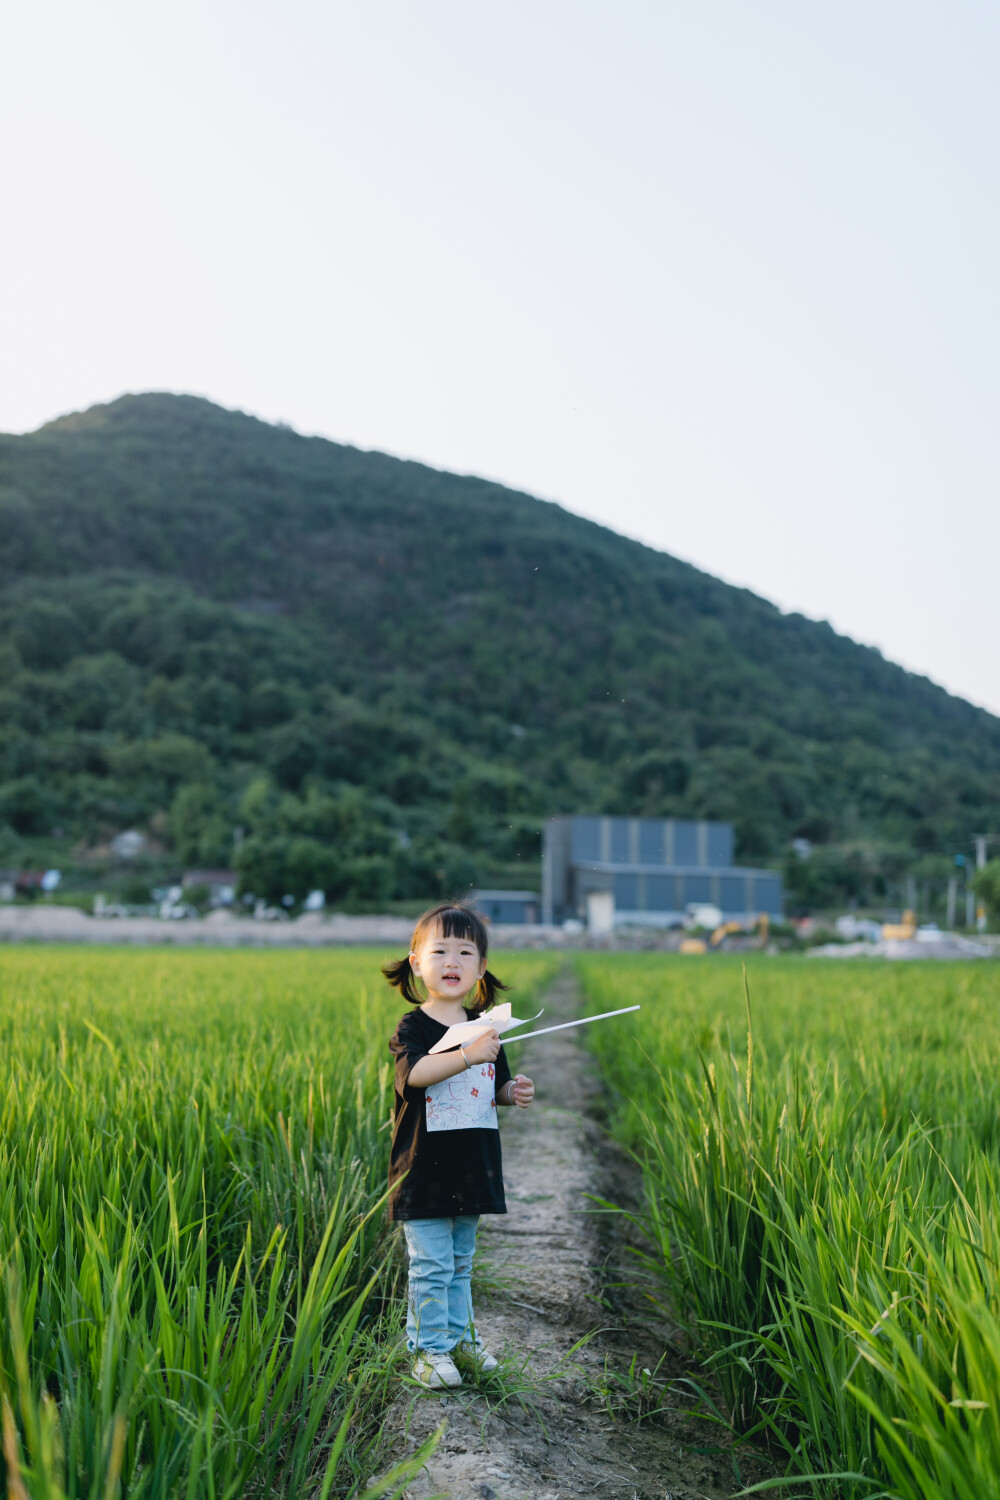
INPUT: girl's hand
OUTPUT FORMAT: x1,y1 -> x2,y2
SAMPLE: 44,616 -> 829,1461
464,1029 -> 501,1065
511,1074 -> 534,1108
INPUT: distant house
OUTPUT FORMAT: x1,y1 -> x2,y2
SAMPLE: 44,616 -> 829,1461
469,889 -> 540,925
182,870 -> 238,907
0,871 -> 16,903
111,830 -> 147,859
543,816 -> 783,927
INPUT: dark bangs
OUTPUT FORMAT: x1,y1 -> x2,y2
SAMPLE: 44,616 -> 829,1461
412,903 -> 489,961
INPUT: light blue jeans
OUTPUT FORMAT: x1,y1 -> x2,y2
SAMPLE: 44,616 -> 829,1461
402,1216 -> 482,1355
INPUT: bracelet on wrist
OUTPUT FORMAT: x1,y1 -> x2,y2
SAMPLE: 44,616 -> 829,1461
460,1046 -> 470,1070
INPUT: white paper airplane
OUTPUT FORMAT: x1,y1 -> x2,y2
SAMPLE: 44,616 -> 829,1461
427,1003 -> 543,1055
427,1001 -> 639,1055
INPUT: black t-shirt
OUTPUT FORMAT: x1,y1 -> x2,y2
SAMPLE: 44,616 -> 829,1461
388,1007 -> 512,1220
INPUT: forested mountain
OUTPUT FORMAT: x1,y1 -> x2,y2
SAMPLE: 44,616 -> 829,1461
1,393 -> 997,908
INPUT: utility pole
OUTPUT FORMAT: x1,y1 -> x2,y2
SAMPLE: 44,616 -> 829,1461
946,875 -> 957,930
974,834 -> 989,932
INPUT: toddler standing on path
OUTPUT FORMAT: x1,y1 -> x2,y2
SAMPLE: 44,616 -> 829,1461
385,903 -> 534,1388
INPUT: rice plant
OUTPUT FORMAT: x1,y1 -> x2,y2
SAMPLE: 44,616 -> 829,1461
577,953 -> 1000,1499
0,946 -> 554,1498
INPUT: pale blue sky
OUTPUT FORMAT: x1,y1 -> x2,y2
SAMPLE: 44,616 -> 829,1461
2,2 -> 998,712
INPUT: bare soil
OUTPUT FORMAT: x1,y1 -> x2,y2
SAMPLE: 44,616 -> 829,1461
373,967 -> 772,1500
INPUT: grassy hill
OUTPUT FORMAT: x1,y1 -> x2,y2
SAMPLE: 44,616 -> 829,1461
1,392 -> 997,910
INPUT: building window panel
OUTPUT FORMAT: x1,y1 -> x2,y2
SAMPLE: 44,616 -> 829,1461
707,824 -> 734,867
684,874 -> 712,905
753,877 -> 783,915
610,819 -> 631,864
571,817 -> 601,862
646,874 -> 674,911
674,821 -> 699,864
639,820 -> 665,864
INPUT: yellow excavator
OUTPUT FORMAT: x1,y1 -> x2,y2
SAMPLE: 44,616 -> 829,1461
680,913 -> 770,955
881,909 -> 917,941
709,912 -> 770,949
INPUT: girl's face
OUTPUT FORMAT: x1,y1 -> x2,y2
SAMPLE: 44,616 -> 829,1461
410,925 -> 485,1003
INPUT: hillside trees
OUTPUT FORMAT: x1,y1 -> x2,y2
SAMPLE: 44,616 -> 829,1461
1,392 -> 998,907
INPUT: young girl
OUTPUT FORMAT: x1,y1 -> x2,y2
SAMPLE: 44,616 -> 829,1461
384,902 -> 535,1389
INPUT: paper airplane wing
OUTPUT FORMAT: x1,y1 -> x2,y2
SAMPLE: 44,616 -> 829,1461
428,1017 -> 500,1054
427,1003 -> 543,1055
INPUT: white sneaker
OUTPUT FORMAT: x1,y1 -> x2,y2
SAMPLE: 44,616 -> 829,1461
455,1342 -> 499,1372
412,1352 -> 463,1388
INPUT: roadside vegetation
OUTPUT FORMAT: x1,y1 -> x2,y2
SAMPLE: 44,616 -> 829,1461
579,953 -> 1000,1499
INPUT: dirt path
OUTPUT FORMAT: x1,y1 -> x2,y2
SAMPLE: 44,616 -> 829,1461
376,967 -> 768,1500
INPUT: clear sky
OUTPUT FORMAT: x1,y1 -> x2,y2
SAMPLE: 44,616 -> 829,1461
3,2 -> 998,714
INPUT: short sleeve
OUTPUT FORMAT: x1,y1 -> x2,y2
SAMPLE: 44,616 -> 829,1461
388,1011 -> 430,1101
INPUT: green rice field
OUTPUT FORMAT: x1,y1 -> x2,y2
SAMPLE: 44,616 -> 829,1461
0,946 -> 556,1499
577,954 -> 1000,1500
6,945 -> 1000,1499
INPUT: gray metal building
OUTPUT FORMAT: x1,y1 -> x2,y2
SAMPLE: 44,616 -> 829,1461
469,889 -> 540,925
542,816 -> 782,926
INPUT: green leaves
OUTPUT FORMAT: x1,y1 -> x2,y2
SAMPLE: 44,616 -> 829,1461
580,954 -> 1000,1500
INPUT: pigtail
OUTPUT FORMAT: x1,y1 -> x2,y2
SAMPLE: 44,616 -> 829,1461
382,955 -> 423,1006
470,968 -> 509,1018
